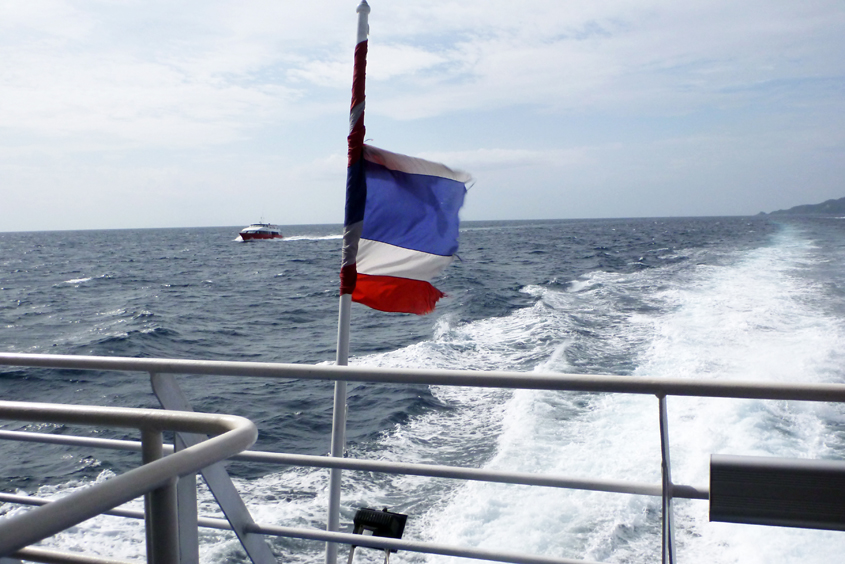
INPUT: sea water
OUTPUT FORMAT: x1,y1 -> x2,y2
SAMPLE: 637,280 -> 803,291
2,217 -> 845,563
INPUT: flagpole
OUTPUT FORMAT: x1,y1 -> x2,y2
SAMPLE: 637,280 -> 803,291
327,2 -> 369,563
326,295 -> 351,564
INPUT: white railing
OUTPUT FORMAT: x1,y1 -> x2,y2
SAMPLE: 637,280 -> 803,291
0,398 -> 257,564
2,352 -> 845,564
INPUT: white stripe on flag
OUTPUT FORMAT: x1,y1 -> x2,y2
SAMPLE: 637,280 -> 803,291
357,239 -> 454,281
363,145 -> 472,184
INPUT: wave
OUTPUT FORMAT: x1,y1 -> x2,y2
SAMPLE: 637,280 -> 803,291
283,235 -> 343,242
56,274 -> 114,287
419,224 -> 845,563
11,219 -> 845,563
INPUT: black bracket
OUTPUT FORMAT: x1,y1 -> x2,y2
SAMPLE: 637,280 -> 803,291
347,508 -> 408,564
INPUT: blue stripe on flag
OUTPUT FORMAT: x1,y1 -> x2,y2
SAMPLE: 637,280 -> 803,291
361,160 -> 466,257
344,158 -> 367,228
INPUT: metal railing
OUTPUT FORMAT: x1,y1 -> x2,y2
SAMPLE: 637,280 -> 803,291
2,352 -> 845,564
0,396 -> 257,564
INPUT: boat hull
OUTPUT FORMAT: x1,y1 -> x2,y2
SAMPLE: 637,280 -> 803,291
240,232 -> 283,241
239,223 -> 283,241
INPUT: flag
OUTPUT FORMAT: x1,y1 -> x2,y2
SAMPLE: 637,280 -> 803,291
341,144 -> 471,314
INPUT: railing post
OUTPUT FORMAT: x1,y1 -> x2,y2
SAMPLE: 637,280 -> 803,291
327,293 -> 353,564
174,433 -> 200,564
657,395 -> 676,564
149,372 -> 275,564
142,428 -> 179,564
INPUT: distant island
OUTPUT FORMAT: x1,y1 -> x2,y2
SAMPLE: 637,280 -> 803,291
760,196 -> 845,216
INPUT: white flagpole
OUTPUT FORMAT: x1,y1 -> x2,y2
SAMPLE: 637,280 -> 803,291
326,295 -> 351,564
327,3 -> 370,563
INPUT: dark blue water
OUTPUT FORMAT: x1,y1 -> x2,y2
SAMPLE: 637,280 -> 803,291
3,216 -> 845,563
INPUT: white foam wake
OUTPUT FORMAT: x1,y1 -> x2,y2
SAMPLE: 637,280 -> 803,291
419,225 -> 845,563
17,225 -> 845,564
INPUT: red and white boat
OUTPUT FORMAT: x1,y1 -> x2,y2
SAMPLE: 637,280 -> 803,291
239,223 -> 283,241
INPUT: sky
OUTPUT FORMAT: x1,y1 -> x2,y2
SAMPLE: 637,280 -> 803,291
1,0 -> 844,231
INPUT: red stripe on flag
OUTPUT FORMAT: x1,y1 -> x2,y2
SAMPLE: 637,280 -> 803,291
340,264 -> 357,295
350,40 -> 368,110
347,128 -> 365,168
352,273 -> 445,315
347,40 -> 368,167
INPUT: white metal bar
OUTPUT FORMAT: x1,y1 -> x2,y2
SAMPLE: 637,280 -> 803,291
0,493 -> 144,520
9,547 -> 136,564
0,429 -> 146,451
0,495 -> 603,564
0,493 -> 228,531
0,401 -> 257,557
0,428 -> 709,499
141,428 -> 161,562
3,352 -> 845,402
247,523 -> 604,564
141,427 -> 178,564
658,396 -> 675,564
326,381 -> 347,564
174,433 -> 199,564
150,373 -> 275,564
329,292 -> 354,564
154,474 -> 178,564
6,352 -> 845,564
252,450 -> 668,496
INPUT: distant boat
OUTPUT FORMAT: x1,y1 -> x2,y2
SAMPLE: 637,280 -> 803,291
239,223 -> 283,241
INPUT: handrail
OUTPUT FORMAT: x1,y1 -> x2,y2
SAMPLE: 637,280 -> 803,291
0,490 -> 603,564
2,352 -> 845,564
0,400 -> 257,558
0,428 -> 708,499
2,351 -> 845,402
10,547 -> 137,564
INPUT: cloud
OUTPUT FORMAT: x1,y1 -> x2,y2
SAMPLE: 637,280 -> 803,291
1,0 -> 843,230
0,2 -> 337,149
363,0 -> 845,120
418,147 -> 593,172
5,1 -> 842,142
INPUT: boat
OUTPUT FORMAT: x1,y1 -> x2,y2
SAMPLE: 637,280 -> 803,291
239,223 -> 283,241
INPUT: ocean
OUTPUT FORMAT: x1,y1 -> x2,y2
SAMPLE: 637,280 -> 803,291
2,216 -> 845,563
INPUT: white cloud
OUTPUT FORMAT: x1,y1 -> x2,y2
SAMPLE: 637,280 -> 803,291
418,147 -> 593,172
0,0 -> 843,230
362,0 -> 845,119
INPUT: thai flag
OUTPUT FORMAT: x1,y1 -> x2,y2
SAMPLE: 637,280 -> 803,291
340,145 -> 471,314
